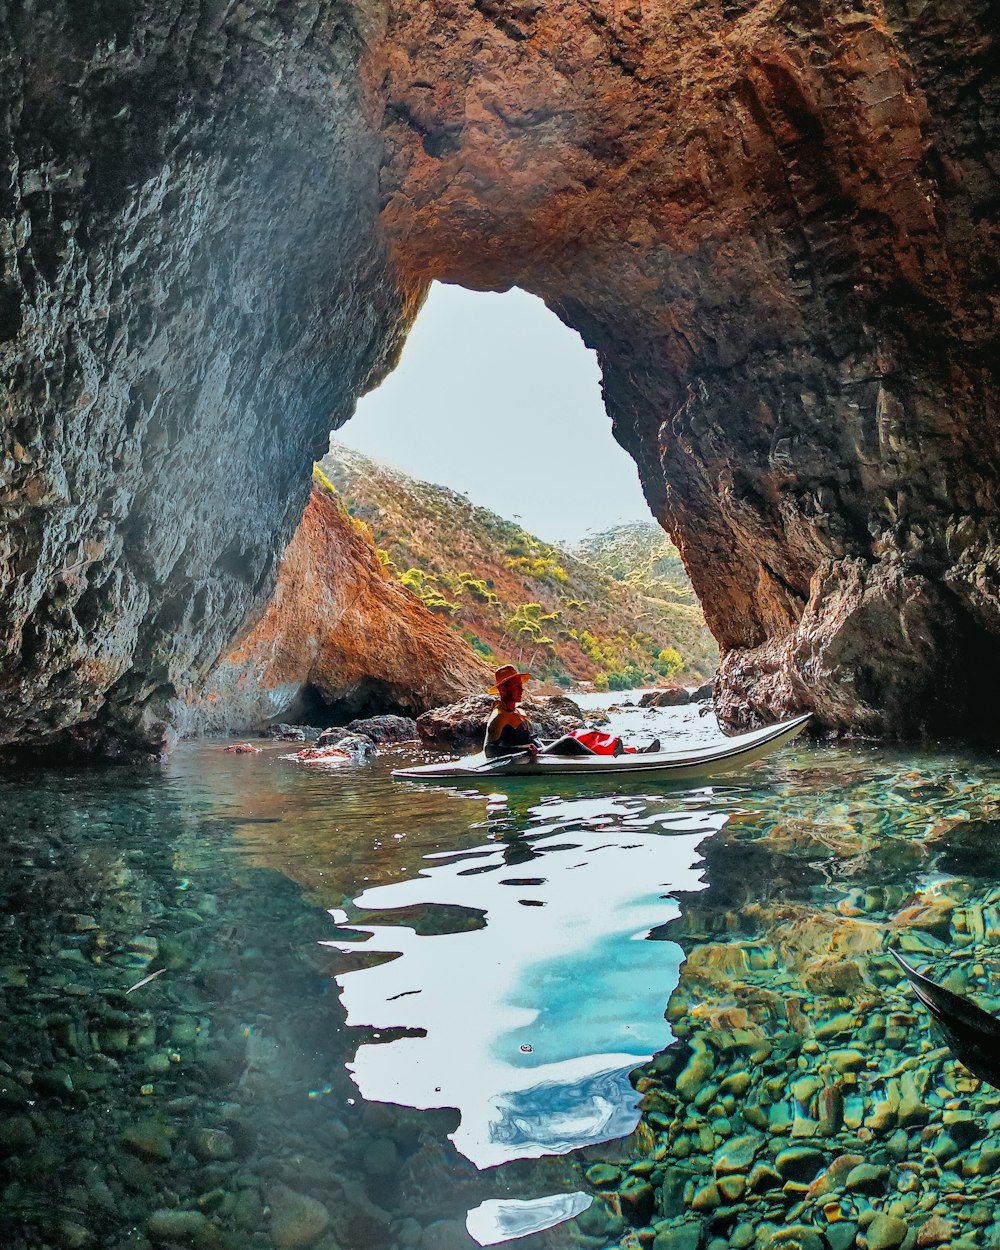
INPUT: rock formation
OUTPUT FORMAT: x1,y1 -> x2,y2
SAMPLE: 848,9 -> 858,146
185,483 -> 490,733
375,0 -> 1000,739
3,0 -> 1000,753
0,1 -> 413,758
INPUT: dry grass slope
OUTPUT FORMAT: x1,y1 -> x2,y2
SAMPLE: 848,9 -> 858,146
322,442 -> 718,691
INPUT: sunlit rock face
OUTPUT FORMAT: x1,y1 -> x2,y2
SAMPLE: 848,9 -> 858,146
376,0 -> 1000,738
3,0 -> 1000,753
185,484 -> 490,732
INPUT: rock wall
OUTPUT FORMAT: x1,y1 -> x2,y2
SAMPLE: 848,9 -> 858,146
374,0 -> 1000,738
0,1 -> 415,758
185,483 -> 490,732
3,0 -> 1000,752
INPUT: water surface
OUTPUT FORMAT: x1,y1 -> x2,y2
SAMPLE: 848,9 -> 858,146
4,710 -> 1000,1250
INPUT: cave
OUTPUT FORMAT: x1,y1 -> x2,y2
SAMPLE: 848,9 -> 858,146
2,0 -> 999,756
280,679 -> 418,729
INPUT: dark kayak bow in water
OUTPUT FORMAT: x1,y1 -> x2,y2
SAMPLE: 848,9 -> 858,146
392,714 -> 811,782
891,948 -> 1000,1090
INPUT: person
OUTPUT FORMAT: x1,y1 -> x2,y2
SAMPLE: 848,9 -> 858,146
483,665 -> 546,759
483,665 -> 660,758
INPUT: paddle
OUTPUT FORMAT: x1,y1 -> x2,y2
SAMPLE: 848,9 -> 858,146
472,750 -> 532,773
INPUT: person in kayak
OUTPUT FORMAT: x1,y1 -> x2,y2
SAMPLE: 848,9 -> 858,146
483,665 -> 660,758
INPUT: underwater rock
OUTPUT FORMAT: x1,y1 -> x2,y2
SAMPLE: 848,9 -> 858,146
188,1129 -> 235,1163
651,1219 -> 703,1250
418,1220 -> 478,1250
123,1121 -> 175,1161
586,1163 -> 623,1189
916,1215 -> 956,1246
147,1210 -> 214,1247
866,1213 -> 910,1250
714,1134 -> 763,1176
774,1146 -> 825,1184
266,1183 -> 330,1249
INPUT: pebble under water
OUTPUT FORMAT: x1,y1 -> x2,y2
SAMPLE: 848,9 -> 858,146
4,703 -> 1000,1250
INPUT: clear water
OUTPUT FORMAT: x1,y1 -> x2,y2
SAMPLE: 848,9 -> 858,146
4,709 -> 1000,1250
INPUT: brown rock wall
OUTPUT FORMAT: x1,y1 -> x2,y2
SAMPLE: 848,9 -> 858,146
372,0 -> 1000,736
187,484 -> 491,732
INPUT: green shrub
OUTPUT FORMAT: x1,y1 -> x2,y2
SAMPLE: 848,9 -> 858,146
655,646 -> 683,679
506,554 -> 569,583
507,603 -> 560,639
606,663 -> 644,691
462,630 -> 495,658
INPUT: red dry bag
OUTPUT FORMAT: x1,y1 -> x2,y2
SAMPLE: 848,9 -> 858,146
570,729 -> 636,756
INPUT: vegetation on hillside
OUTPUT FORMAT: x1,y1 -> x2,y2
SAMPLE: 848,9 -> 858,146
571,522 -> 695,604
318,442 -> 718,691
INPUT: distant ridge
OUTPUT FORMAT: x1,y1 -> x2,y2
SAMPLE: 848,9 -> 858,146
571,522 -> 696,604
323,441 -> 717,691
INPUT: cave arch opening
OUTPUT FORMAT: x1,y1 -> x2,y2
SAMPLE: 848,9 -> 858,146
336,281 -> 651,546
314,281 -> 718,715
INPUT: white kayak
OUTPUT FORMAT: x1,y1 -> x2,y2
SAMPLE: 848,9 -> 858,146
392,714 -> 811,782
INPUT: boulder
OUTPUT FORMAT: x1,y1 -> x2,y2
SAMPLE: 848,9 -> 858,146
342,714 -> 418,744
297,734 -> 375,764
264,724 -> 311,741
640,687 -> 692,708
416,695 -> 584,751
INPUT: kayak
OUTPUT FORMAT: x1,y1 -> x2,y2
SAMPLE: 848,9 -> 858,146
392,713 -> 811,782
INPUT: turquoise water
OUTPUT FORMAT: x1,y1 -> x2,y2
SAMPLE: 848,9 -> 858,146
4,715 -> 1000,1250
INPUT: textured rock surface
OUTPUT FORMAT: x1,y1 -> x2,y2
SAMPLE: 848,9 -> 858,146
185,485 -> 490,732
373,0 -> 1000,738
0,1 -> 412,757
3,0 -> 1000,750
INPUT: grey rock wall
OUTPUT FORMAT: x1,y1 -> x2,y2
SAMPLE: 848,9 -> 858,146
0,0 -> 408,757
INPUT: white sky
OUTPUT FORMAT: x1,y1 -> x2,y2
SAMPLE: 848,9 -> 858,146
335,282 -> 653,544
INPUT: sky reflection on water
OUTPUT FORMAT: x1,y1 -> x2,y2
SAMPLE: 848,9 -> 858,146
323,791 -> 722,1174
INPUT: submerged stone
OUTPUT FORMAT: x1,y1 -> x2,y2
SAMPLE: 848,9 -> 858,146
845,1163 -> 889,1193
651,1219 -> 703,1250
763,1224 -> 824,1250
124,1121 -> 175,1161
775,1147 -> 825,1183
866,1213 -> 909,1250
826,1222 -> 860,1250
586,1163 -> 623,1188
147,1210 -> 213,1246
188,1128 -> 235,1162
714,1133 -> 763,1175
620,1175 -> 656,1225
267,1184 -> 330,1249
676,1038 -> 716,1102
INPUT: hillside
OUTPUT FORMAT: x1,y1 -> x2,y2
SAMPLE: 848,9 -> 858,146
322,441 -> 718,691
571,523 -> 696,604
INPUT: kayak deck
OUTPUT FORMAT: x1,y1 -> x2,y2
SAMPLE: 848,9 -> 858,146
392,714 -> 811,781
